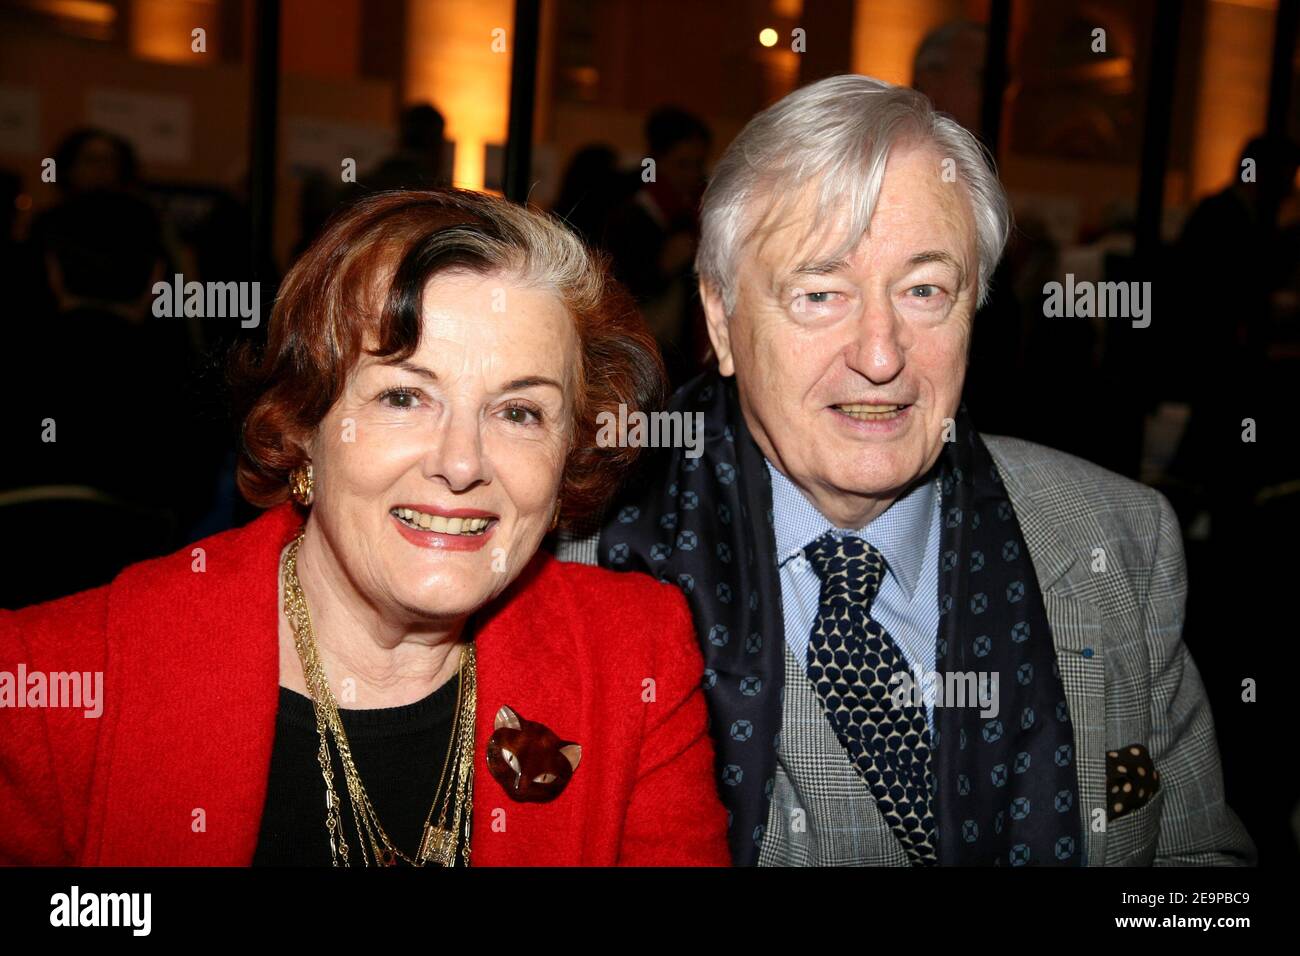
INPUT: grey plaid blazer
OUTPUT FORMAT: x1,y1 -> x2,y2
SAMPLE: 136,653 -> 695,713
555,435 -> 1256,866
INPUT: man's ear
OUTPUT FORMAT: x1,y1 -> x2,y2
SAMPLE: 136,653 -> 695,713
699,278 -> 735,377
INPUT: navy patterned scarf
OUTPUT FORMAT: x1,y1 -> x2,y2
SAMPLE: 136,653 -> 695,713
597,371 -> 1084,866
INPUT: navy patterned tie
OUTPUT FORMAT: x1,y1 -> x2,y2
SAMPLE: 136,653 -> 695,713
804,531 -> 938,865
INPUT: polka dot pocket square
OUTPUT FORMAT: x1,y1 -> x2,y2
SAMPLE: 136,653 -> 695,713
1106,743 -> 1161,821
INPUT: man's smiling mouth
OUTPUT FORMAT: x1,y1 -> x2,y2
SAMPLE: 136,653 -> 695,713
832,402 -> 911,421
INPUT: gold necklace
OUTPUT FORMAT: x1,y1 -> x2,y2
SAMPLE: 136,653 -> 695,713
281,532 -> 476,867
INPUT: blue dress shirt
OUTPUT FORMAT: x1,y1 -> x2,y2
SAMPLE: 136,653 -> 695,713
766,459 -> 943,731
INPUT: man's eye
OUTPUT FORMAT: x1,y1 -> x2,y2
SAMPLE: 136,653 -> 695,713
379,388 -> 422,408
909,285 -> 942,298
794,291 -> 841,311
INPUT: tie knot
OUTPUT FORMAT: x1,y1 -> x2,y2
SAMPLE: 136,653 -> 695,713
803,531 -> 887,609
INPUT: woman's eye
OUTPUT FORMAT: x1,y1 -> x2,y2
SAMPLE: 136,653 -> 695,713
502,403 -> 542,426
805,291 -> 834,303
379,387 -> 422,408
908,284 -> 942,299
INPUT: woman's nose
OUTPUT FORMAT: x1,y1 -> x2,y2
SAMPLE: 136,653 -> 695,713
423,411 -> 491,490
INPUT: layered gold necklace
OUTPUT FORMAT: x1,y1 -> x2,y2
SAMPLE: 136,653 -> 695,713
280,532 -> 476,866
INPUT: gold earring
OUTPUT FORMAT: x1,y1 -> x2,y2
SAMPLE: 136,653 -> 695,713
549,501 -> 561,532
289,462 -> 314,506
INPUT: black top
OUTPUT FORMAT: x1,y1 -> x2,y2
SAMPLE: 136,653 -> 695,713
252,672 -> 466,866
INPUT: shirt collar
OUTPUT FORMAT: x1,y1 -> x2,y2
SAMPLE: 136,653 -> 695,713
766,459 -> 937,600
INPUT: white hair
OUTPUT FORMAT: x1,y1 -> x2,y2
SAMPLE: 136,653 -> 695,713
696,73 -> 1011,314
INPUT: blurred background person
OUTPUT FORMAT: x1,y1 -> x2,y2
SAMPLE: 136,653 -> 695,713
1167,134 -> 1300,541
551,143 -> 631,251
606,106 -> 712,389
357,102 -> 450,193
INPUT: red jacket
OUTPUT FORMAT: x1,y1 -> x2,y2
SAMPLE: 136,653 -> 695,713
0,503 -> 730,866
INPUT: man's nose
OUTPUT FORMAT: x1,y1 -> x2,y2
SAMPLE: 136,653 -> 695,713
423,408 -> 491,491
845,297 -> 906,383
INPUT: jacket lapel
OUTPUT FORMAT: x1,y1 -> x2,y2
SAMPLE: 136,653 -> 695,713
468,555 -> 589,865
89,505 -> 298,865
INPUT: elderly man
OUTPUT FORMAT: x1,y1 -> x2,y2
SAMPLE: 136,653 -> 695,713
558,75 -> 1254,867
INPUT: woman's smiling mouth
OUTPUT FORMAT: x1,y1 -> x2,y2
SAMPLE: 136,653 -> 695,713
391,507 -> 494,535
389,506 -> 500,550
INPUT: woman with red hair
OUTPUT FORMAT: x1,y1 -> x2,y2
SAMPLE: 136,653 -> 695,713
0,188 -> 729,867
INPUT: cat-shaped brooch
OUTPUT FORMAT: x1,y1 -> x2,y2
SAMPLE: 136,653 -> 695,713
485,705 -> 582,803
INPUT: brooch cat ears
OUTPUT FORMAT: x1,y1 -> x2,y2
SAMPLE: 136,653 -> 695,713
485,705 -> 582,803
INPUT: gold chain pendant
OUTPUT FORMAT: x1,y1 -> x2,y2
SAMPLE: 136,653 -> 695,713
418,824 -> 458,866
283,532 -> 476,867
